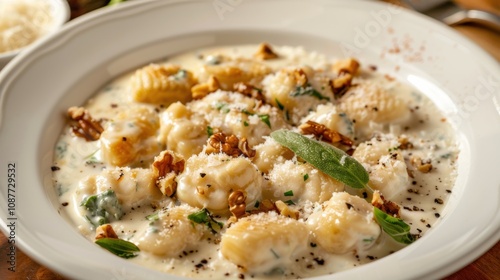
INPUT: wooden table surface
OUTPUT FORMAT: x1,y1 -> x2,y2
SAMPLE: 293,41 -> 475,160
1,0 -> 499,279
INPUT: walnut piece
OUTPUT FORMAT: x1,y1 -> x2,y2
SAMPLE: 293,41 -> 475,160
191,76 -> 221,99
299,120 -> 354,147
411,156 -> 433,173
398,137 -> 414,150
254,43 -> 279,60
329,73 -> 353,98
332,58 -> 360,75
233,82 -> 265,102
228,190 -> 247,219
275,200 -> 299,220
371,191 -> 400,217
95,224 -> 118,240
67,106 -> 104,141
293,68 -> 309,87
152,150 -> 185,196
205,132 -> 256,158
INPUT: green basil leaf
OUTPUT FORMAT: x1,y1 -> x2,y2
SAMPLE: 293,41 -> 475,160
188,208 -> 224,234
95,238 -> 140,259
373,207 -> 415,244
270,129 -> 368,189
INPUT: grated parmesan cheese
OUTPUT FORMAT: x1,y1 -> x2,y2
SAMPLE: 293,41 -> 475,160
0,0 -> 53,54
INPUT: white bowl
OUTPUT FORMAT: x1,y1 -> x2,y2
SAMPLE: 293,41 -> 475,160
0,0 -> 70,70
0,0 -> 499,279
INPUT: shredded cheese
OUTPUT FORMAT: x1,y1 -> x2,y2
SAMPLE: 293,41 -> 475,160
0,0 -> 53,54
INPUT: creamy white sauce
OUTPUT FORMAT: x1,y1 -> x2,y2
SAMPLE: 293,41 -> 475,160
52,45 -> 458,279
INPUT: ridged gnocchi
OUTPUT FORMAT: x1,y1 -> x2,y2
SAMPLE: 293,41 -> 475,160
220,212 -> 309,273
264,160 -> 344,203
339,81 -> 410,130
176,153 -> 263,215
307,192 -> 381,254
158,102 -> 208,159
100,106 -> 162,167
262,66 -> 333,124
199,56 -> 272,90
134,205 -> 205,257
130,64 -> 197,105
353,135 -> 409,199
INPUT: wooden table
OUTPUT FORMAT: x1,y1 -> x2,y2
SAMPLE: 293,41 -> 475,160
1,0 -> 499,279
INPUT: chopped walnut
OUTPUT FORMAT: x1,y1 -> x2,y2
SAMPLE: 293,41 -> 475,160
398,137 -> 414,150
152,150 -> 185,196
95,224 -> 118,240
293,68 -> 309,87
371,191 -> 400,217
228,190 -> 247,219
67,106 -> 104,141
411,156 -> 433,173
191,76 -> 221,99
332,58 -> 360,75
329,73 -> 353,98
275,200 -> 299,220
254,43 -> 279,60
299,120 -> 354,147
205,132 -> 256,158
233,82 -> 265,102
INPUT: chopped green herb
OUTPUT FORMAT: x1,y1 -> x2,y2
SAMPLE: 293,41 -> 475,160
146,212 -> 160,222
303,174 -> 309,181
81,190 -> 123,227
243,121 -> 249,127
271,130 -> 368,189
188,208 -> 224,234
254,200 -> 260,208
373,207 -> 415,244
290,85 -> 330,101
285,200 -> 295,205
95,238 -> 140,259
215,102 -> 230,113
207,126 -> 214,137
275,99 -> 285,110
258,114 -> 271,128
284,190 -> 294,197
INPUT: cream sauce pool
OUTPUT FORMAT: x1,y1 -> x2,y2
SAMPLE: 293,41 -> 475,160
52,45 -> 458,279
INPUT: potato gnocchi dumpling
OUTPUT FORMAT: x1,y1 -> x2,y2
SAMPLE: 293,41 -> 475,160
176,153 -> 263,215
264,160 -> 344,203
100,106 -> 162,167
134,205 -> 205,257
220,212 -> 309,273
199,56 -> 272,90
78,167 -> 163,212
339,81 -> 410,129
158,102 -> 208,159
130,64 -> 197,105
307,192 -> 381,254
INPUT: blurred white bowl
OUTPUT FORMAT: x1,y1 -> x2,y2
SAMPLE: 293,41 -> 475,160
0,0 -> 70,70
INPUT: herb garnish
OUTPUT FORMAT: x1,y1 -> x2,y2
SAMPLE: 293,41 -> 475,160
284,190 -> 294,197
373,207 -> 415,244
207,126 -> 214,137
241,109 -> 271,128
81,190 -> 123,227
95,238 -> 140,259
290,85 -> 330,101
303,174 -> 309,181
188,208 -> 224,234
270,130 -> 368,189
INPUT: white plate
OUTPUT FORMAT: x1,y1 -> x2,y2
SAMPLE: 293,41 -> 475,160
0,0 -> 499,279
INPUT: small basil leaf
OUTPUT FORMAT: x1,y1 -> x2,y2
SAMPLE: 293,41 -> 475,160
188,208 -> 224,234
95,238 -> 140,259
373,207 -> 415,244
270,129 -> 368,189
